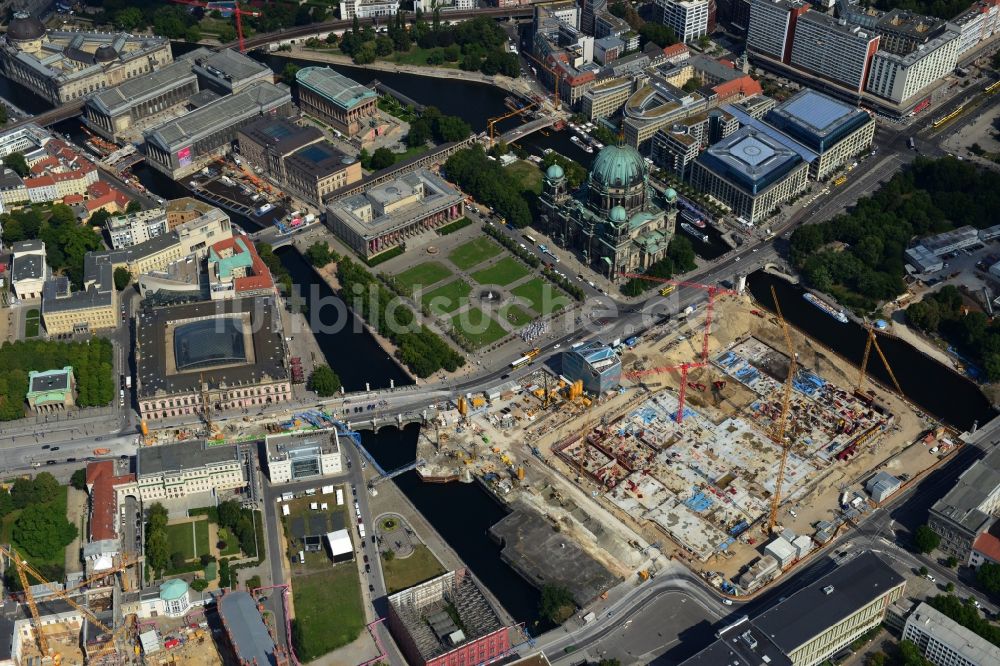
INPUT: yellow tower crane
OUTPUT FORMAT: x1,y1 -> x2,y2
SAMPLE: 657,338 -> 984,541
523,52 -> 562,110
766,286 -> 797,534
487,102 -> 538,146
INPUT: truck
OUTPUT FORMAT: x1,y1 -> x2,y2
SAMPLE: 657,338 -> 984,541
125,375 -> 132,389
358,522 -> 366,539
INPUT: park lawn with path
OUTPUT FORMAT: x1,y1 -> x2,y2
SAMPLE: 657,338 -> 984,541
499,304 -> 535,328
292,561 -> 365,660
448,238 -> 502,270
470,257 -> 530,286
381,544 -> 447,594
0,485 -> 68,569
394,261 -> 452,293
23,308 -> 39,338
505,160 -> 544,195
421,279 -> 472,314
164,520 -> 210,561
451,307 -> 507,348
512,278 -> 569,315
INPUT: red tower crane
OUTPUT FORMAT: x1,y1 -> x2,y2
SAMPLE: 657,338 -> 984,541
619,273 -> 737,362
625,361 -> 705,423
170,0 -> 261,53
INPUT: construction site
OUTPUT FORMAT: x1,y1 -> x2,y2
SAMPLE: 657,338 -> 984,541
405,283 -> 950,596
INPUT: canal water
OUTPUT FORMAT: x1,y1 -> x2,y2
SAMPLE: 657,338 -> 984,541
747,271 -> 996,430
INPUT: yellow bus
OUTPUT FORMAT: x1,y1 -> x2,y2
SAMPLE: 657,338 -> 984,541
833,176 -> 848,186
660,285 -> 676,296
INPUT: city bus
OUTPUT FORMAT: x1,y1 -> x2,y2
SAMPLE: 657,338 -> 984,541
511,355 -> 533,369
660,285 -> 676,297
833,176 -> 848,186
523,233 -> 537,244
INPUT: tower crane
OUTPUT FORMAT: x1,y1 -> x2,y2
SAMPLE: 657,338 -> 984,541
625,361 -> 705,423
0,545 -> 126,660
523,52 -> 562,110
169,0 -> 261,53
487,101 -> 539,146
766,285 -> 796,534
619,273 -> 737,362
857,323 -> 903,395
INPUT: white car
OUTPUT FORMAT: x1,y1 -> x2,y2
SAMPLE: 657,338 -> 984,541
722,598 -> 733,606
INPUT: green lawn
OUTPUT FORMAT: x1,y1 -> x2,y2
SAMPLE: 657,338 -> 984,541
381,544 -> 447,594
422,279 -> 472,314
506,160 -> 544,195
24,308 -> 40,338
164,520 -> 210,561
292,564 -> 365,660
217,526 -> 241,557
500,304 -> 536,328
448,238 -> 503,270
0,485 -> 68,570
471,257 -> 530,286
512,278 -> 569,315
385,45 -> 458,68
395,261 -> 453,293
452,307 -> 508,348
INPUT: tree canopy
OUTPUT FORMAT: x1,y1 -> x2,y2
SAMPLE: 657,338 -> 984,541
13,503 -> 78,560
621,236 -> 697,297
906,284 -> 1000,380
305,241 -> 338,268
444,146 -> 533,228
308,365 -> 342,397
976,562 -> 1000,596
4,151 -> 28,177
789,158 -> 1000,313
113,266 -> 132,291
913,524 -> 941,554
539,585 -> 576,625
0,339 -> 115,420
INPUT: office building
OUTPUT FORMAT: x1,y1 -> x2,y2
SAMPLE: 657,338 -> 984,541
387,569 -> 512,666
747,0 -> 811,62
903,601 -> 1000,666
683,552 -> 905,666
106,208 -> 168,249
339,0 -> 400,20
415,0 -> 475,9
41,255 -> 117,336
296,66 -> 380,138
651,107 -> 737,176
237,117 -> 324,181
265,431 -> 343,484
581,76 -> 633,119
948,1 -> 1000,58
190,48 -> 273,95
207,235 -> 276,301
144,82 -> 292,179
789,12 -> 881,92
690,125 -> 809,224
111,439 -> 246,502
84,58 -> 200,142
865,29 -> 960,104
763,89 -> 876,179
283,141 -> 363,205
873,9 -> 946,55
656,0 -> 712,43
10,239 -> 47,300
593,36 -> 625,66
929,444 -> 1000,560
561,342 -> 622,394
218,591 -> 290,666
326,169 -> 465,259
0,123 -> 50,160
135,297 -> 292,421
25,367 -> 76,413
0,12 -> 173,105
537,145 -> 678,279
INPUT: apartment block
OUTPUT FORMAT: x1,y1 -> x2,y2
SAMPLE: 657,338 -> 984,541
789,12 -> 881,92
865,29 -> 960,104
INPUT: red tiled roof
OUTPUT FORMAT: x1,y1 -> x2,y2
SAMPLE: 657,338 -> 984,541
211,235 -> 275,293
662,43 -> 689,58
712,76 -> 763,100
87,180 -> 111,197
30,156 -> 59,174
86,461 -> 134,542
62,193 -> 84,204
85,188 -> 128,212
716,58 -> 736,69
974,532 -> 1000,564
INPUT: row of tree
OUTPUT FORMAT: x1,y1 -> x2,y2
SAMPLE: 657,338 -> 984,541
337,258 -> 465,378
789,158 -> 1000,313
906,285 -> 1000,380
444,147 -> 533,228
0,339 -> 115,421
621,237 -> 698,297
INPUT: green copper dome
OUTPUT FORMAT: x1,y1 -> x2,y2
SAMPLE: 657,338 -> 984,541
160,579 -> 189,601
609,205 -> 628,223
664,188 -> 678,202
590,144 -> 646,190
545,163 -> 564,181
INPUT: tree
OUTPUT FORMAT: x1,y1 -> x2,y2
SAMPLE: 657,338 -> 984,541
919,565 -> 929,577
326,32 -> 339,45
219,25 -> 237,43
114,7 -> 145,31
308,365 -> 342,396
946,556 -> 958,568
170,551 -> 187,570
0,104 -> 8,125
11,473 -> 59,509
70,468 -> 88,491
639,22 -> 677,48
0,489 -> 14,519
682,77 -> 703,93
353,43 -> 377,65
282,63 -> 300,83
369,147 -> 396,170
381,549 -> 395,562
914,525 -> 941,554
946,581 -> 956,592
976,561 -> 1000,595
13,504 -> 78,559
191,578 -> 209,592
865,652 -> 887,666
306,241 -> 336,267
375,35 -> 394,57
4,152 -> 28,177
113,266 -> 131,291
199,553 -> 214,566
538,585 -> 575,625
125,199 -> 142,214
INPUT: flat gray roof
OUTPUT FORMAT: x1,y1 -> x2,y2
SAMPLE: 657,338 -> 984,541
753,552 -> 904,654
11,253 -> 43,282
266,431 -> 339,460
137,439 -> 239,477
930,444 -> 1000,534
144,82 -> 290,152
29,368 -> 71,393
87,58 -> 199,116
905,602 -> 1000,664
191,48 -> 271,89
218,591 -> 277,666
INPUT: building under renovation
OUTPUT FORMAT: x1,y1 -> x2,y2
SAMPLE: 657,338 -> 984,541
387,569 -> 512,666
218,591 -> 290,666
